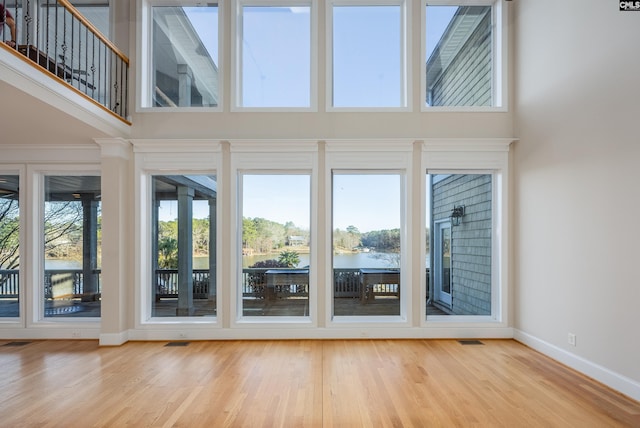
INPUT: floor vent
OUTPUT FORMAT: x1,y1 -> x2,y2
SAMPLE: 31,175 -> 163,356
3,341 -> 32,347
458,340 -> 484,345
165,341 -> 190,347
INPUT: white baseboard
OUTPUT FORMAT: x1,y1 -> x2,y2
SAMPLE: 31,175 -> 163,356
514,329 -> 640,402
99,330 -> 130,346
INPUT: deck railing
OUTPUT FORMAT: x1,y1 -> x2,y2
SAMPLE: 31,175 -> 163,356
0,268 -> 430,300
1,0 -> 129,121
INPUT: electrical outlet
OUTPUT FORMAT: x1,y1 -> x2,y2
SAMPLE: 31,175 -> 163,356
568,333 -> 576,346
71,331 -> 81,338
179,332 -> 187,339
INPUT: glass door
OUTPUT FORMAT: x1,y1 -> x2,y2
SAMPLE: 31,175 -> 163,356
434,220 -> 451,307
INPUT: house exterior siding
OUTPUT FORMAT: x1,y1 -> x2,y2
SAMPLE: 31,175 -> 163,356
432,174 -> 492,315
427,7 -> 492,107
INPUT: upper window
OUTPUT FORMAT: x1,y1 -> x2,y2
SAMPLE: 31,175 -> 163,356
149,4 -> 219,108
329,1 -> 408,109
425,3 -> 497,108
233,2 -> 313,109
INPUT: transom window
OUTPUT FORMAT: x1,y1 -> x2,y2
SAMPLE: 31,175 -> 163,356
424,2 -> 500,108
329,1 -> 408,109
148,4 -> 219,108
233,2 -> 313,109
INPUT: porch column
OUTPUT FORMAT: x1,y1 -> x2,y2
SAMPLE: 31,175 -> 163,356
177,64 -> 193,107
208,198 -> 216,300
81,195 -> 99,301
177,186 -> 194,316
151,181 -> 159,304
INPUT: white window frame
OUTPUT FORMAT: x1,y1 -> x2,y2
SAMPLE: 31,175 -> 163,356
231,0 -> 318,112
132,140 -> 222,334
421,0 -> 508,112
422,139 -> 511,327
326,0 -> 411,112
325,140 -> 413,326
229,141 -> 318,327
137,0 -> 224,112
29,164 -> 103,327
0,166 -> 25,325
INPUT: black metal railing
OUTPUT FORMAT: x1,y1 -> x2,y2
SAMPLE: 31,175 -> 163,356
1,0 -> 129,121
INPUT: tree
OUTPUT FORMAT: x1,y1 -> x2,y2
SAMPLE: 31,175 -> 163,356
44,201 -> 84,260
333,226 -> 361,251
0,197 -> 19,270
157,237 -> 178,269
278,250 -> 300,268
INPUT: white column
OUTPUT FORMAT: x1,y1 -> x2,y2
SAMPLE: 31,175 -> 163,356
95,138 -> 131,346
176,186 -> 194,315
177,64 -> 193,107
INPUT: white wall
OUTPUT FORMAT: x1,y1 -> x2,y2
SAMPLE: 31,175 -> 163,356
513,0 -> 640,398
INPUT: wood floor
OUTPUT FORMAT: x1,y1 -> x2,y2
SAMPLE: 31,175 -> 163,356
0,339 -> 638,427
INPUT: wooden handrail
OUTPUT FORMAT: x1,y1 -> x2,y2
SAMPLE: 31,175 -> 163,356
55,0 -> 129,65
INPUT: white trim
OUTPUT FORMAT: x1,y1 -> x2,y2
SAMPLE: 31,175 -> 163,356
94,138 -> 132,159
325,148 -> 413,326
0,166 -> 25,325
27,164 -> 103,328
134,154 -> 221,328
126,325 -> 514,341
515,329 -> 640,402
99,330 -> 130,346
229,149 -> 319,328
422,142 -> 510,327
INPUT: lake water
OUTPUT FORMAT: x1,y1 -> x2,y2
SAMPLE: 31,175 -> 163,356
46,252 -> 430,270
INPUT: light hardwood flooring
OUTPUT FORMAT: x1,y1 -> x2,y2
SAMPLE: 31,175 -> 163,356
0,339 -> 638,427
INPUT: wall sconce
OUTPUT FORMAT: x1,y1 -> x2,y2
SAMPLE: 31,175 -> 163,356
450,205 -> 465,226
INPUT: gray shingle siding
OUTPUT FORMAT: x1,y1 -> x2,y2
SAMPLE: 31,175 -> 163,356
432,174 -> 492,315
427,7 -> 492,107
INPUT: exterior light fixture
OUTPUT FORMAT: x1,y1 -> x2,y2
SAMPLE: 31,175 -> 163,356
450,205 -> 465,226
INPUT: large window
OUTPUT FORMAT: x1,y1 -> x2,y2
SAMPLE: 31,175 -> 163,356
234,2 -> 313,109
427,173 -> 493,317
0,175 -> 19,319
151,174 -> 217,317
149,4 -> 219,108
425,3 -> 494,107
239,173 -> 311,318
330,1 -> 407,109
43,175 -> 101,318
332,172 -> 402,317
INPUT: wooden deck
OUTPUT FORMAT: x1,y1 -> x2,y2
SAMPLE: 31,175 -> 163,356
0,339 -> 638,426
0,297 -> 449,318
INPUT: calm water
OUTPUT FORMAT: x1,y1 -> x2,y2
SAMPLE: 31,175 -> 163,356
46,252 -> 413,270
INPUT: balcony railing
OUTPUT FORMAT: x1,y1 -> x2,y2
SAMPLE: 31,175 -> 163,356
1,0 -> 129,121
0,268 -> 430,300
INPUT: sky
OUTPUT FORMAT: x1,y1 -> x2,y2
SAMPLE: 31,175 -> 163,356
158,6 -> 456,229
182,5 -> 458,108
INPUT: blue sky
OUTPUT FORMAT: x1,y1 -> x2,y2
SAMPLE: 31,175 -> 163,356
159,6 -> 455,229
183,5 -> 457,108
